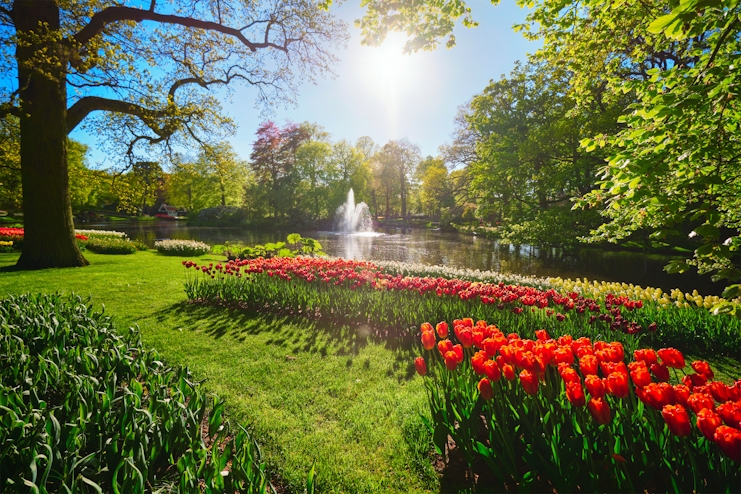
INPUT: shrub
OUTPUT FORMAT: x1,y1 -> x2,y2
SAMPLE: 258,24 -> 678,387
155,239 -> 210,256
85,237 -> 138,254
0,293 -> 272,493
131,239 -> 149,251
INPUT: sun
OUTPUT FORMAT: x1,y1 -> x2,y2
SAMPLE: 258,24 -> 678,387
361,33 -> 414,101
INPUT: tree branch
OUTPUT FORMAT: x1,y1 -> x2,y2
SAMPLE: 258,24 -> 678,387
71,6 -> 288,53
66,96 -> 167,133
0,105 -> 19,119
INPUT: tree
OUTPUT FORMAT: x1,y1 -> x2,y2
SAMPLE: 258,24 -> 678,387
417,156 -> 453,220
0,0 -> 345,269
295,139 -> 333,220
376,139 -> 420,219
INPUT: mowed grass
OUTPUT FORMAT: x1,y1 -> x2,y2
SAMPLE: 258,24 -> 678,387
0,251 -> 437,493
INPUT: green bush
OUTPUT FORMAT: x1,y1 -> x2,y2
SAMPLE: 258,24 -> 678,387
0,293 -> 273,493
131,239 -> 149,251
85,237 -> 138,254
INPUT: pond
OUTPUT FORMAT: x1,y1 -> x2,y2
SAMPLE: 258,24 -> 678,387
79,220 -> 722,295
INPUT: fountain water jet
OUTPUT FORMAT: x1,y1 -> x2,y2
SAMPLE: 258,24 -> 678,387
334,189 -> 374,234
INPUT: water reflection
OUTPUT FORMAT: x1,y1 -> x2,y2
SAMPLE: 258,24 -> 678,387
78,221 -> 722,295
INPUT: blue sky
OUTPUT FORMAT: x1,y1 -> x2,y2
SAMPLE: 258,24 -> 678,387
72,0 -> 538,166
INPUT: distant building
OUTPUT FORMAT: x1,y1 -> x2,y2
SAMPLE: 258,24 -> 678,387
157,204 -> 178,218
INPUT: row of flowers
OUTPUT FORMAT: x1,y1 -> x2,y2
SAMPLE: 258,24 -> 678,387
183,256 -> 657,344
415,320 -> 740,491
0,227 -> 97,243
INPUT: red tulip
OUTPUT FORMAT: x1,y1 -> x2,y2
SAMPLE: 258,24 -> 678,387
687,393 -> 716,414
414,357 -> 427,376
637,382 -> 675,410
683,373 -> 708,389
484,360 -> 501,382
696,408 -> 723,440
457,327 -> 474,348
444,351 -> 459,371
606,372 -> 630,399
478,377 -> 495,400
579,355 -> 599,376
559,366 -> 581,384
673,384 -> 691,407
709,381 -> 730,403
629,362 -> 652,388
452,344 -> 464,364
471,351 -> 489,375
585,375 -> 605,398
650,363 -> 670,382
535,329 -> 550,341
662,404 -> 691,437
691,360 -> 715,380
553,346 -> 574,365
716,402 -> 741,428
588,397 -> 612,425
520,369 -> 539,395
421,322 -> 434,333
566,381 -> 586,407
714,425 -> 741,462
421,330 -> 436,351
657,348 -> 685,369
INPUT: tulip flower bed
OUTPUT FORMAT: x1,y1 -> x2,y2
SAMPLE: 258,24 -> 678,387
0,227 -> 88,249
183,256 -> 741,356
415,319 -> 741,492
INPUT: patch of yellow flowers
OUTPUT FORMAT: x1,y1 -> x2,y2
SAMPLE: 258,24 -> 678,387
546,277 -> 731,310
0,240 -> 12,247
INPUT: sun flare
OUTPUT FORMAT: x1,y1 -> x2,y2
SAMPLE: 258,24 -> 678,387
361,33 -> 415,100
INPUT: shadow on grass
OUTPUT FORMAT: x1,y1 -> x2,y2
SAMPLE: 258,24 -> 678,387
152,301 -> 419,381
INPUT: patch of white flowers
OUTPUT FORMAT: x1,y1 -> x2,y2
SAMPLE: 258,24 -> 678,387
155,239 -> 210,256
373,260 -> 555,290
75,229 -> 127,239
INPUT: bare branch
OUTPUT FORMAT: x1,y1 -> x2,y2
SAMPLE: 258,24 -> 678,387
71,6 -> 289,53
0,104 -> 19,119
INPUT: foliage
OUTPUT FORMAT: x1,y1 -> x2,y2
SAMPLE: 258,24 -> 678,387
85,237 -> 138,255
0,293 -> 272,493
155,239 -> 211,257
452,61 -> 624,248
416,156 -> 454,220
195,205 -> 246,225
212,234 -> 326,260
415,320 -> 741,492
0,240 -> 12,252
75,229 -> 128,239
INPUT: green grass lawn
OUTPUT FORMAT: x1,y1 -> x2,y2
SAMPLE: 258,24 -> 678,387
0,251 -> 437,493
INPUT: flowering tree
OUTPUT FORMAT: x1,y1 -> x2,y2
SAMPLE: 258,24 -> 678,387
0,0 -> 345,269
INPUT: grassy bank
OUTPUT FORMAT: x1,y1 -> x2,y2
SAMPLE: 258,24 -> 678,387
0,252 -> 436,493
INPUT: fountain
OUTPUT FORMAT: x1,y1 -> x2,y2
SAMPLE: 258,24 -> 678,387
334,189 -> 374,234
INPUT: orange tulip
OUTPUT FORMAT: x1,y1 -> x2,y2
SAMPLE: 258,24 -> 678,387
444,351 -> 459,371
452,344 -> 464,364
437,339 -> 453,357
421,322 -> 434,333
414,357 -> 427,376
502,363 -> 516,381
588,397 -> 612,425
696,408 -> 723,440
471,351 -> 488,375
714,425 -> 741,462
662,404 -> 691,437
579,355 -> 599,376
478,377 -> 494,400
520,369 -> 539,396
629,362 -> 652,388
435,321 -> 449,339
559,365 -> 581,384
535,329 -> 550,341
421,330 -> 436,351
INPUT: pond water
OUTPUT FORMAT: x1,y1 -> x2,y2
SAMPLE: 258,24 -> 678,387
79,220 -> 722,295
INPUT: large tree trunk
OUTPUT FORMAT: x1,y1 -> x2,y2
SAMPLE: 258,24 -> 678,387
15,0 -> 88,269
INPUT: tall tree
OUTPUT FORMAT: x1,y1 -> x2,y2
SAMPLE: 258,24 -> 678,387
376,139 -> 420,219
0,0 -> 345,269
